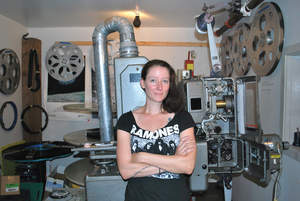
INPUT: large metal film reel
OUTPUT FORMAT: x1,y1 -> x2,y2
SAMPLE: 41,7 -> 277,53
46,42 -> 84,82
248,2 -> 284,76
220,34 -> 234,77
232,23 -> 251,76
0,49 -> 20,95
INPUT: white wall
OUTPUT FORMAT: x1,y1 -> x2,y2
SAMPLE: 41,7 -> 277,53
0,14 -> 27,147
135,27 -> 212,76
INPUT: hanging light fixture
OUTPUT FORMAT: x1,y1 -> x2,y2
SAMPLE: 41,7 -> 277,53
133,4 -> 141,28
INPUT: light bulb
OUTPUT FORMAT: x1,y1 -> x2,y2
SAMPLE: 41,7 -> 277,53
133,15 -> 141,27
133,4 -> 141,28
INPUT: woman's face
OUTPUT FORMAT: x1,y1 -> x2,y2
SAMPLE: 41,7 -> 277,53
141,65 -> 170,104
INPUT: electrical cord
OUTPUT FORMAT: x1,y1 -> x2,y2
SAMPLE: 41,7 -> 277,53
21,104 -> 48,134
0,101 -> 18,131
272,169 -> 281,201
272,149 -> 282,201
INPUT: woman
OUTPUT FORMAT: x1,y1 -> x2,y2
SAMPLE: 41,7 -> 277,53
116,59 -> 196,201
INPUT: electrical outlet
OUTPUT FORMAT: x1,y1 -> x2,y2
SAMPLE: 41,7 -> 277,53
190,50 -> 196,59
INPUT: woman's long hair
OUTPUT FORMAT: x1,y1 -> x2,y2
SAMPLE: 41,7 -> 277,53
141,59 -> 184,113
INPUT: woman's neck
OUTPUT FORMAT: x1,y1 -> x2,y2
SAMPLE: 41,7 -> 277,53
142,103 -> 164,115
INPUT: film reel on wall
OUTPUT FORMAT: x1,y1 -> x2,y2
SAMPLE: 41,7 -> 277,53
247,2 -> 284,76
220,34 -> 234,77
0,48 -> 20,95
46,42 -> 84,82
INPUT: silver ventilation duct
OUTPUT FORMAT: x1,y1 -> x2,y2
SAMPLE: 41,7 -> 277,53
92,16 -> 138,143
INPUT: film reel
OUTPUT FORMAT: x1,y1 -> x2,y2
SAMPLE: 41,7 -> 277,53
21,104 -> 49,134
0,101 -> 18,131
232,23 -> 251,76
0,48 -> 20,95
46,42 -> 84,82
248,2 -> 284,76
3,141 -> 73,162
220,34 -> 234,77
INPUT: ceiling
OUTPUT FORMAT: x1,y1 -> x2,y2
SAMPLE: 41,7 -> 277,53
0,0 -> 231,28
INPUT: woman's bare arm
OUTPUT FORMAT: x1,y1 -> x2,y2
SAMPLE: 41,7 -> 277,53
117,129 -> 160,180
131,127 -> 196,175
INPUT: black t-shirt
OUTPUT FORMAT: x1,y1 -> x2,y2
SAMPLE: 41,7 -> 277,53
117,110 -> 195,201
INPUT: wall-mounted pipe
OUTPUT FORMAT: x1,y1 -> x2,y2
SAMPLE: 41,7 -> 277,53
92,16 -> 138,143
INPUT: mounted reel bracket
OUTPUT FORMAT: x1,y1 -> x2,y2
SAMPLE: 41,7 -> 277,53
0,48 -> 20,95
46,42 -> 84,82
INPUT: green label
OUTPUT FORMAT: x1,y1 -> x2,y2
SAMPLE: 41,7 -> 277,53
5,184 -> 19,192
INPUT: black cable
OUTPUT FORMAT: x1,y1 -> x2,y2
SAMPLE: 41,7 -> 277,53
0,101 -> 18,131
22,33 -> 29,40
27,49 -> 41,92
31,49 -> 41,92
27,49 -> 34,89
21,105 -> 48,134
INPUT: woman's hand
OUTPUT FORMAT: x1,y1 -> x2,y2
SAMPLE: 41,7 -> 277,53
117,130 -> 161,179
122,128 -> 196,175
